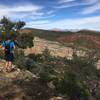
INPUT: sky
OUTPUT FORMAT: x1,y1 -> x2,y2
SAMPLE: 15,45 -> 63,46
0,0 -> 100,31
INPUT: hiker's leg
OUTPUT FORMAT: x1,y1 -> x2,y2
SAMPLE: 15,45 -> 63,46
5,61 -> 9,68
8,61 -> 12,70
7,53 -> 14,71
5,61 -> 8,68
5,54 -> 9,69
4,61 -> 9,71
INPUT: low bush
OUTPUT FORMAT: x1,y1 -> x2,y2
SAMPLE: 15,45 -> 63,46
13,48 -> 100,100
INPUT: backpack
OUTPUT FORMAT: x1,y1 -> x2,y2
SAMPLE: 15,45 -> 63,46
4,41 -> 12,54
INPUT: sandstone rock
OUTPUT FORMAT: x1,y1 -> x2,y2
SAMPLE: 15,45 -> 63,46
49,96 -> 64,100
47,81 -> 55,89
96,60 -> 100,69
75,49 -> 87,57
24,37 -> 74,60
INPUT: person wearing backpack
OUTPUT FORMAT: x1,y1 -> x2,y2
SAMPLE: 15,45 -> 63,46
1,35 -> 16,72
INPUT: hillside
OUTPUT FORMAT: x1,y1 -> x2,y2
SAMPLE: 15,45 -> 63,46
14,49 -> 100,100
19,28 -> 74,41
0,28 -> 100,100
0,60 -> 57,100
2,50 -> 100,100
19,28 -> 100,49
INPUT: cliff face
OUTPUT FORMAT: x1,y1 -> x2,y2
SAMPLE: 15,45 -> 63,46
24,37 -> 93,59
24,37 -> 100,69
24,37 -> 74,60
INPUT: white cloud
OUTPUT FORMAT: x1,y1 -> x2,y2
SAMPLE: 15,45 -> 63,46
58,0 -> 75,3
27,20 -> 50,25
0,5 -> 42,12
82,2 -> 100,14
55,2 -> 81,9
30,14 -> 56,20
55,0 -> 99,9
84,0 -> 99,4
0,3 -> 56,23
0,3 -> 43,19
26,16 -> 100,31
46,10 -> 56,15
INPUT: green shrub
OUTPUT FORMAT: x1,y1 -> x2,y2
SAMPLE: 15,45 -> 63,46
28,54 -> 43,62
14,49 -> 26,68
22,48 -> 100,100
16,33 -> 34,49
55,72 -> 90,100
39,71 -> 52,82
0,50 -> 4,59
74,38 -> 96,49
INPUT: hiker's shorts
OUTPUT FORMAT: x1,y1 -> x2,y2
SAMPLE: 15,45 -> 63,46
5,53 -> 14,62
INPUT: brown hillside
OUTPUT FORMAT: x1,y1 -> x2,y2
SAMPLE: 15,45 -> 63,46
57,34 -> 100,48
18,28 -> 100,48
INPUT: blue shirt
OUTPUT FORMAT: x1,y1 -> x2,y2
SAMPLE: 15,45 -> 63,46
2,40 -> 15,53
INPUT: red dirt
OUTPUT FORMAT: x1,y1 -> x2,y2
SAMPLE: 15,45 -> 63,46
57,34 -> 100,48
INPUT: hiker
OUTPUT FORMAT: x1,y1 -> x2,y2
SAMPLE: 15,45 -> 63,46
0,35 -> 16,72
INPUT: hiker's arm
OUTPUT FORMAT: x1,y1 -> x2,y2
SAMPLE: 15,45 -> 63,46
0,44 -> 5,50
0,45 -> 2,48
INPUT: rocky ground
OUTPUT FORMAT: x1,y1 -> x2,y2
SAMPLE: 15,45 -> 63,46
0,60 -> 63,100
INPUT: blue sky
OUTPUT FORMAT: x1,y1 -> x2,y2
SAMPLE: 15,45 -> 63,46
0,0 -> 100,31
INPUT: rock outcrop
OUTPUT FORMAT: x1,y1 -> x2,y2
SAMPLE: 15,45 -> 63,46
0,60 -> 57,100
96,60 -> 100,69
24,37 -> 74,60
24,37 -> 100,69
24,37 -> 93,59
